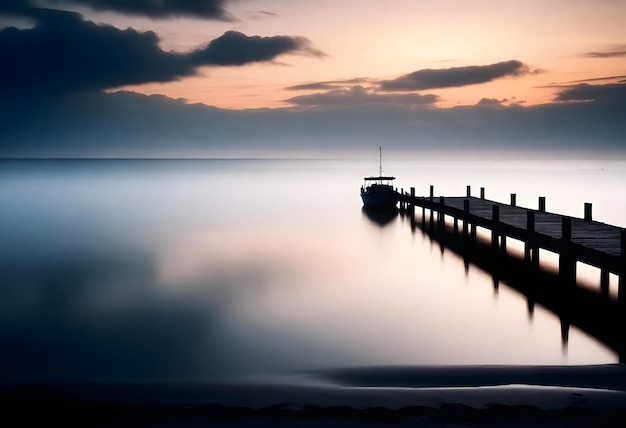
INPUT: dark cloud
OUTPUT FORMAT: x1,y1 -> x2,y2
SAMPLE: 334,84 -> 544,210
0,8 -> 323,97
286,78 -> 374,91
379,60 -> 534,91
190,30 -> 325,66
2,85 -> 624,158
565,75 -> 626,84
0,11 -> 190,97
584,45 -> 626,58
554,83 -> 626,102
286,86 -> 438,107
36,0 -> 232,19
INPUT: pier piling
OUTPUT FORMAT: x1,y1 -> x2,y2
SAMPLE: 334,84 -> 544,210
491,205 -> 499,251
585,203 -> 593,221
463,199 -> 470,240
617,229 -> 626,306
525,211 -> 535,264
559,217 -> 576,284
439,196 -> 445,227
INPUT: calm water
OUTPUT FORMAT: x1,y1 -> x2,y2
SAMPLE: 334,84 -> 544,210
1,155 -> 625,383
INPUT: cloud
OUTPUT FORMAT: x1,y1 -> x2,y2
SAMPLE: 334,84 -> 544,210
565,75 -> 626,84
477,98 -> 507,105
287,82 -> 338,91
246,10 -> 279,20
0,8 -> 323,97
554,83 -> 626,102
286,78 -> 375,91
0,11 -> 189,97
190,30 -> 325,66
28,0 -> 233,19
285,86 -> 439,107
2,86 -> 624,158
584,45 -> 626,58
379,60 -> 534,91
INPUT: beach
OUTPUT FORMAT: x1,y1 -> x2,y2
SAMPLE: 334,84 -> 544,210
3,365 -> 626,426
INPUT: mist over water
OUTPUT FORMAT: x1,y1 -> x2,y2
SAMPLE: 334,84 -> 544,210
0,155 -> 624,383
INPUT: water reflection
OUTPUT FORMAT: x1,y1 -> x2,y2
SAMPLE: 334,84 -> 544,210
361,206 -> 398,227
0,245 -> 239,382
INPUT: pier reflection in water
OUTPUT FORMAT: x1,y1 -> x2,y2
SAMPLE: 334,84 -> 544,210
404,205 -> 626,362
361,206 -> 399,228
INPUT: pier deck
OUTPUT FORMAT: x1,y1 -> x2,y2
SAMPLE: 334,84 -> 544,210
423,196 -> 623,256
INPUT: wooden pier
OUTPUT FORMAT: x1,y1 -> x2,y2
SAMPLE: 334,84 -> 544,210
393,185 -> 626,360
397,186 -> 626,303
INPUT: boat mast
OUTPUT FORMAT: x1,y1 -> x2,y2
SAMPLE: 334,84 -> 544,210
379,146 -> 383,177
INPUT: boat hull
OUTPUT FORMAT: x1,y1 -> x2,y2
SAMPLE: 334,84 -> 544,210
361,185 -> 398,207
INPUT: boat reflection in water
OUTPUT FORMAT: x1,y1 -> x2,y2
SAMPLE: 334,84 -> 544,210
361,205 -> 399,228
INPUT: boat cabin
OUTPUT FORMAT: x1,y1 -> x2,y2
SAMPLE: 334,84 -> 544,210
361,176 -> 396,193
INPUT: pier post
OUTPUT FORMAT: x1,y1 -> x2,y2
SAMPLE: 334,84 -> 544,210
601,269 -> 610,297
480,187 -> 485,199
510,193 -> 516,206
430,185 -> 434,201
617,229 -> 626,308
410,187 -> 415,203
491,205 -> 499,252
539,197 -> 546,212
438,196 -> 445,227
559,217 -> 576,284
466,185 -> 471,197
463,199 -> 470,240
584,203 -> 592,221
429,206 -> 434,230
525,211 -> 537,266
470,215 -> 477,241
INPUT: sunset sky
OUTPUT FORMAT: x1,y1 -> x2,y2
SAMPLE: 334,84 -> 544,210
116,0 -> 626,109
1,0 -> 625,156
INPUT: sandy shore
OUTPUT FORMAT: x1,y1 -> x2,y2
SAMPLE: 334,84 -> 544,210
2,365 -> 626,426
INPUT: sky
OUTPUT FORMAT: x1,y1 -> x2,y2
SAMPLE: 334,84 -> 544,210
0,0 -> 625,157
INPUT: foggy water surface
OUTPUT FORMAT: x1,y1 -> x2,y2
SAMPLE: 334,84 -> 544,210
0,156 -> 624,383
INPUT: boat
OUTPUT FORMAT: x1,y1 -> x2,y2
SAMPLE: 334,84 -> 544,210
360,147 -> 399,207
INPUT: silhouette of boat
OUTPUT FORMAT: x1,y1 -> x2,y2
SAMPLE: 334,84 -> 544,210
360,147 -> 398,207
